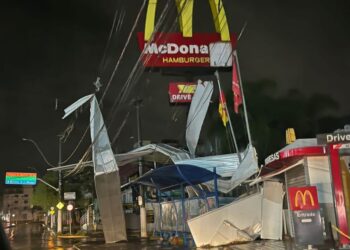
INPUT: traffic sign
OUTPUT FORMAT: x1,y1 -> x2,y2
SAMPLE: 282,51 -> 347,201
64,192 -> 76,200
56,202 -> 64,210
67,204 -> 74,211
49,210 -> 55,215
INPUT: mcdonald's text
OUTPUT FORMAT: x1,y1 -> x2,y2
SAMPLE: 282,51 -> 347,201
137,32 -> 236,67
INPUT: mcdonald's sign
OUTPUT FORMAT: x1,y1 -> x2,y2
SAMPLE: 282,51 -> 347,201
138,0 -> 237,67
288,186 -> 319,211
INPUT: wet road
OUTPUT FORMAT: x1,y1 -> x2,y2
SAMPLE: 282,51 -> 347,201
2,223 -> 338,250
4,223 -> 79,250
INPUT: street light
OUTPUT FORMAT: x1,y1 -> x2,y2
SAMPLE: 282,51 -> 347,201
133,99 -> 147,238
22,137 -> 63,233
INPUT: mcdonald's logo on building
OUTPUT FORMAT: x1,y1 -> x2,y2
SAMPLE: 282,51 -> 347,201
288,186 -> 320,211
137,0 -> 237,67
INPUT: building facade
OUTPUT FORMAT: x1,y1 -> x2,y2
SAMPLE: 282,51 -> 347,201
2,186 -> 34,222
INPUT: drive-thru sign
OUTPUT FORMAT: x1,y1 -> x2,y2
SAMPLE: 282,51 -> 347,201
288,186 -> 323,246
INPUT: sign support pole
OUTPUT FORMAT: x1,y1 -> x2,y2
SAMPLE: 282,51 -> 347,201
215,70 -> 241,162
57,137 -> 63,234
329,144 -> 350,246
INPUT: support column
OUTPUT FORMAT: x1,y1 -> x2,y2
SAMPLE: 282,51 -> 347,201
140,206 -> 147,238
135,99 -> 147,238
57,139 -> 63,234
329,144 -> 350,245
50,213 -> 54,229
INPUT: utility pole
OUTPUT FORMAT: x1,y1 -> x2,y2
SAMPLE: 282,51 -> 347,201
135,99 -> 147,238
22,137 -> 63,233
57,137 -> 63,234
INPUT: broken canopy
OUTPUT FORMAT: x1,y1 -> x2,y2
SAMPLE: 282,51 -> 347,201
63,94 -> 127,243
186,80 -> 213,157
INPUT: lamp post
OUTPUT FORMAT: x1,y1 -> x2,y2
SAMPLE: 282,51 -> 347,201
22,137 -> 63,233
134,99 -> 147,238
57,137 -> 62,234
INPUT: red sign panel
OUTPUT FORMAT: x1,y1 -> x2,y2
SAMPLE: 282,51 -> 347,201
168,82 -> 196,103
288,186 -> 319,211
137,32 -> 237,67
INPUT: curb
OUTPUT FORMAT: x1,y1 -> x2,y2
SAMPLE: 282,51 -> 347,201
57,235 -> 88,239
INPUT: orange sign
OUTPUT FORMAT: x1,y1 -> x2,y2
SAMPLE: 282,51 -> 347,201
288,186 -> 319,211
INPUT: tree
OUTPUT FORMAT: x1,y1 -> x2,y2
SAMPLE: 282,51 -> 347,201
63,167 -> 95,208
30,172 -> 59,211
31,168 -> 95,211
205,78 -> 341,163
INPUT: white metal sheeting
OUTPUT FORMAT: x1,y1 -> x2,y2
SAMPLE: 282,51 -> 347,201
185,80 -> 213,156
48,141 -> 258,194
261,181 -> 284,240
188,192 -> 263,247
174,153 -> 241,178
176,145 -> 259,193
118,144 -> 259,193
63,94 -> 127,243
116,143 -> 191,166
188,181 -> 284,247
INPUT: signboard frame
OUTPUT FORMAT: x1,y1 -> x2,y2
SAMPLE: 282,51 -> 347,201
288,186 -> 323,246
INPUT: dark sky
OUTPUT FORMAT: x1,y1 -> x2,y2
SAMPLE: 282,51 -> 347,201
1,0 -> 350,185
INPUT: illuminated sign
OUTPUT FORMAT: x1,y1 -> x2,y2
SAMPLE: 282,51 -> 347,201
288,186 -> 319,211
137,32 -> 236,67
56,202 -> 64,210
141,0 -> 235,67
168,82 -> 196,103
64,192 -> 76,200
5,172 -> 37,185
143,0 -> 231,42
317,132 -> 350,144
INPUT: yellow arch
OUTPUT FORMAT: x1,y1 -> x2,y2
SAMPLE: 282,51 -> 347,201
294,190 -> 315,208
208,0 -> 230,41
175,0 -> 194,38
144,0 -> 158,41
144,0 -> 230,41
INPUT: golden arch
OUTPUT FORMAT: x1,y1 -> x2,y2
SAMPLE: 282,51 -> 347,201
144,0 -> 230,41
294,190 -> 315,208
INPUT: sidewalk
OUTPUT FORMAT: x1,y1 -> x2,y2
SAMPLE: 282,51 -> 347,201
71,231 -> 339,250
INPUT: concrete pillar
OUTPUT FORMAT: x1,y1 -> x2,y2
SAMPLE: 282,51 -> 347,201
50,214 -> 54,229
140,207 -> 147,238
57,209 -> 62,233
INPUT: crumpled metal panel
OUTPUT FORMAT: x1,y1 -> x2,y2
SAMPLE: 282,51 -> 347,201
63,94 -> 127,243
95,172 -> 127,243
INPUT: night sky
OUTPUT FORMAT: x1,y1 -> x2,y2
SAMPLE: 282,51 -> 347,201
1,0 -> 350,187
